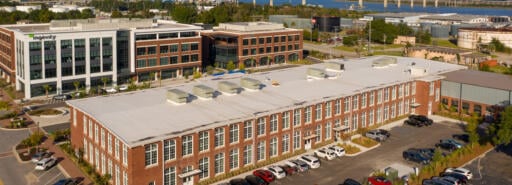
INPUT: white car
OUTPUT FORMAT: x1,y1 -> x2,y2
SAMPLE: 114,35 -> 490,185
314,149 -> 336,160
445,167 -> 473,180
266,165 -> 286,179
118,85 -> 128,91
327,145 -> 346,157
298,155 -> 320,169
35,157 -> 56,170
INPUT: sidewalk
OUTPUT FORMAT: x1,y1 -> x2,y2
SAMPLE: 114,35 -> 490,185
38,133 -> 94,185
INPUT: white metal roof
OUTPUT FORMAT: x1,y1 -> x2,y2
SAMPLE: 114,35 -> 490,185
67,56 -> 466,147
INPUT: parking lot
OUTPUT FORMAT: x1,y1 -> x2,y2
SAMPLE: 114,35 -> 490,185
464,145 -> 512,185
272,118 -> 466,185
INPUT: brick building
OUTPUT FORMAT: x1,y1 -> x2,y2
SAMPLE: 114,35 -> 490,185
201,22 -> 303,69
0,27 -> 15,83
66,56 -> 464,185
0,18 -> 203,98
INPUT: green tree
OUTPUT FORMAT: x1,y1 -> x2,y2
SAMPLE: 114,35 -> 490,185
397,23 -> 415,36
226,61 -> 236,71
111,10 -> 123,18
238,63 -> 245,70
479,64 -> 491,72
0,101 -> 9,110
42,84 -> 52,98
73,81 -> 80,92
342,35 -> 358,46
365,19 -> 399,44
490,106 -> 512,145
170,4 -> 198,23
466,115 -> 480,144
101,77 -> 109,89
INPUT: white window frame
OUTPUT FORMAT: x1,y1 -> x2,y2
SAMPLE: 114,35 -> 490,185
198,157 -> 209,180
214,153 -> 225,174
215,127 -> 225,148
122,145 -> 128,166
361,93 -> 367,108
257,141 -> 265,161
282,111 -> 290,130
305,106 -> 312,123
325,122 -> 331,140
229,124 -> 239,144
257,117 -> 266,136
229,149 -> 239,170
100,129 -> 105,148
270,137 -> 278,157
315,103 -> 322,121
293,109 -> 301,126
344,97 -> 350,113
334,99 -> 341,115
199,131 -> 209,152
293,130 -> 301,149
369,92 -> 375,106
325,101 -> 332,118
182,135 -> 193,156
144,143 -> 158,166
270,114 -> 278,133
107,134 -> 112,154
163,139 -> 176,161
243,145 -> 252,166
243,120 -> 253,140
282,134 -> 290,153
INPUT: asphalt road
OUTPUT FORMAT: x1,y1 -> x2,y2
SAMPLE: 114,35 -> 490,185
464,146 -> 512,185
277,120 -> 464,185
42,122 -> 70,134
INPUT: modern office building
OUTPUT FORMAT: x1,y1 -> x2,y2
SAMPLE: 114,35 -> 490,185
202,22 -> 303,69
0,18 -> 203,98
67,56 -> 465,185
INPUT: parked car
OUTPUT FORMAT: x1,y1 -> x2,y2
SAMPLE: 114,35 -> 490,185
365,130 -> 388,142
422,179 -> 452,185
266,165 -> 286,179
375,129 -> 391,137
278,164 -> 296,176
328,145 -> 346,157
314,148 -> 336,160
341,178 -> 362,185
403,150 -> 430,164
252,169 -> 275,183
404,118 -> 424,127
367,176 -> 392,185
409,115 -> 433,126
118,85 -> 128,91
444,167 -> 473,180
409,148 -> 436,159
35,157 -> 56,170
230,178 -> 251,185
52,94 -> 71,101
245,175 -> 268,185
452,134 -> 470,143
288,160 -> 309,172
298,155 -> 321,169
31,151 -> 51,163
441,172 -> 469,184
436,140 -> 459,151
53,178 -> 79,185
433,176 -> 462,185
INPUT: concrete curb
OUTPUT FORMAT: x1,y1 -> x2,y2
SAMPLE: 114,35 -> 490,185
461,146 -> 495,167
12,145 -> 31,164
0,126 -> 30,131
345,143 -> 381,157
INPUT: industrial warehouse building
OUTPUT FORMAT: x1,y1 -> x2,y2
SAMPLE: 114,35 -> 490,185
67,56 -> 466,185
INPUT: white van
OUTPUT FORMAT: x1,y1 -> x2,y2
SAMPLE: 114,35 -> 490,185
35,157 -> 56,170
327,145 -> 346,157
298,155 -> 320,169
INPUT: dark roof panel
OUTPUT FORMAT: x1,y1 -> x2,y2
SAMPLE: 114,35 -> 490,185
442,70 -> 512,91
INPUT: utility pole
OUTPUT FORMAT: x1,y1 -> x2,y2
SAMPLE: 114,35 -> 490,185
368,21 -> 371,55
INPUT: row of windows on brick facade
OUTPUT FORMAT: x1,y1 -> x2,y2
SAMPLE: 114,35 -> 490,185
148,99 -> 415,185
242,44 -> 300,56
135,54 -> 199,68
136,43 -> 199,56
80,115 -> 128,185
242,35 -> 301,46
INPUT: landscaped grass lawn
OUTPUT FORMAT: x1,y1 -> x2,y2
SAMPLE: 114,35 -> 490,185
432,39 -> 458,48
338,143 -> 361,154
351,137 -> 379,148
490,65 -> 512,74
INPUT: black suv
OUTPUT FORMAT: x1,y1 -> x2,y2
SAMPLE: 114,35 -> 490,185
409,148 -> 436,159
404,115 -> 433,127
403,150 -> 430,164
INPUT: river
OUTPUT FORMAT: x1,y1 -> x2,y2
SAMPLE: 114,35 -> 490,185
239,0 -> 512,16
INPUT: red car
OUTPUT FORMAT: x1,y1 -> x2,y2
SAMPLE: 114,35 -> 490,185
253,169 -> 275,183
367,176 -> 392,185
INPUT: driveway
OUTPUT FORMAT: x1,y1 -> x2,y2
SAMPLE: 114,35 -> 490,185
464,145 -> 512,185
278,119 -> 464,185
0,129 -> 67,185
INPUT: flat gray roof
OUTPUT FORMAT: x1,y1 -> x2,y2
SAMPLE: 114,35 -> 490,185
67,56 -> 466,147
2,18 -> 202,34
442,70 -> 512,91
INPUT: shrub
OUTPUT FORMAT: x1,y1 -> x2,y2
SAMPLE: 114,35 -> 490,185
338,143 -> 361,154
351,137 -> 379,148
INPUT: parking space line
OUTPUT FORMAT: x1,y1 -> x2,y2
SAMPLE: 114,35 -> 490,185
43,172 -> 62,185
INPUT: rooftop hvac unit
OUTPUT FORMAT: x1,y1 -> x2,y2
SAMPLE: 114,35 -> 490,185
372,57 -> 398,68
240,77 -> 262,91
167,89 -> 189,104
307,68 -> 326,79
218,81 -> 241,95
192,85 -> 215,99
325,62 -> 345,71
